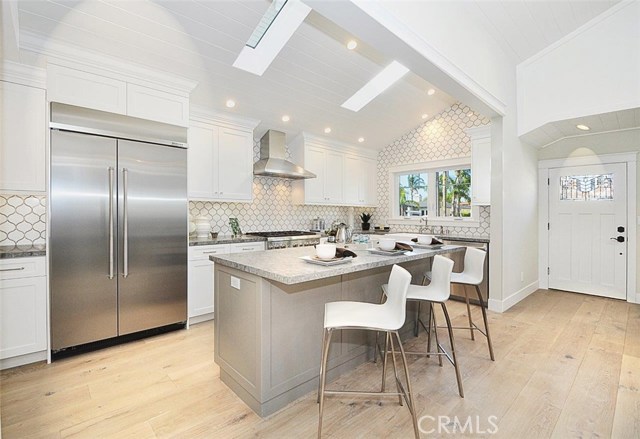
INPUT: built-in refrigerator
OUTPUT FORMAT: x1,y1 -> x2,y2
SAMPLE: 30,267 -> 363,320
49,103 -> 188,352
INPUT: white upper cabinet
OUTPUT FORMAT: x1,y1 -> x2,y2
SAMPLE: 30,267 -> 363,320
292,133 -> 377,207
468,125 -> 491,206
47,63 -> 194,127
0,77 -> 46,193
47,64 -> 127,115
188,110 -> 259,202
127,83 -> 189,126
343,155 -> 377,206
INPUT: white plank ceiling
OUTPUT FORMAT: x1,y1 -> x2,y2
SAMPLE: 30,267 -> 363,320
13,0 -> 625,150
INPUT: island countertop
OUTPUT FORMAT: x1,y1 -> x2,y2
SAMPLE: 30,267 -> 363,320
210,244 -> 464,285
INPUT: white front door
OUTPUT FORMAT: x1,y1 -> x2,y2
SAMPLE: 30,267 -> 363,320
548,163 -> 627,299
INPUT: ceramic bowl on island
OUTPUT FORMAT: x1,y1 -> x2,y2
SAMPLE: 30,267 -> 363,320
315,243 -> 337,260
417,235 -> 434,244
378,238 -> 396,251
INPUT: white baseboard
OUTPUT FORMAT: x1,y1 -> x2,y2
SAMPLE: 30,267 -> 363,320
0,350 -> 47,370
488,280 -> 539,313
188,312 -> 214,326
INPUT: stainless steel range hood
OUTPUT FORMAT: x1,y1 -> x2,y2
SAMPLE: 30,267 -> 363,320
253,130 -> 316,179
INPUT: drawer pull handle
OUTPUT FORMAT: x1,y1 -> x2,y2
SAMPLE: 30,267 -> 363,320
0,267 -> 25,272
203,251 -> 219,254
241,248 -> 253,251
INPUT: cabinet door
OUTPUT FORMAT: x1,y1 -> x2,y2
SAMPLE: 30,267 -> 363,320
188,122 -> 219,199
0,276 -> 47,359
324,150 -> 344,203
127,84 -> 189,127
47,64 -> 127,114
472,136 -> 491,205
188,259 -> 215,318
303,146 -> 326,203
217,128 -> 253,201
361,158 -> 377,205
343,155 -> 362,205
0,82 -> 46,192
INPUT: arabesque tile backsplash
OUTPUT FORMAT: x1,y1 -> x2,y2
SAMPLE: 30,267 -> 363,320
1,102 -> 491,246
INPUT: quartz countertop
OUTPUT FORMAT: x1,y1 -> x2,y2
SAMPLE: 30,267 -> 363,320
189,235 -> 267,246
0,244 -> 46,259
211,244 -> 464,285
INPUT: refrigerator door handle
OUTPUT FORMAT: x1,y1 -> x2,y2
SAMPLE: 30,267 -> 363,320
108,167 -> 115,279
123,167 -> 129,278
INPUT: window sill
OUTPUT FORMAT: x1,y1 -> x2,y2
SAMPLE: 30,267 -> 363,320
388,217 -> 481,228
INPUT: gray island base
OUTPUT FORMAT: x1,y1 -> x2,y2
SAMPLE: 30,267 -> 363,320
211,245 -> 464,417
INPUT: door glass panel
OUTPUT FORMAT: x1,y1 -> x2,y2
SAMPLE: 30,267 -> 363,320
560,174 -> 613,201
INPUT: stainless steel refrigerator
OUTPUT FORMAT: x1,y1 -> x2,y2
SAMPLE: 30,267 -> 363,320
50,103 -> 188,352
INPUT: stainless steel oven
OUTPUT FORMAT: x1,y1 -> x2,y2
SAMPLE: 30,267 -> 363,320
245,231 -> 321,250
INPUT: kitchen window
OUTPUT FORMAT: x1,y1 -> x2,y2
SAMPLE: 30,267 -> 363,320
389,158 -> 479,226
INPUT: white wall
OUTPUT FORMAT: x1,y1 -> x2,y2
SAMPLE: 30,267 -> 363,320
517,1 -> 640,136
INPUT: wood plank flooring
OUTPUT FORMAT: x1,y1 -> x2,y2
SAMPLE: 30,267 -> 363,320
1,289 -> 638,438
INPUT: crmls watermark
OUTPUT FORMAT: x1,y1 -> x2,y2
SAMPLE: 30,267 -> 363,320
418,415 -> 499,435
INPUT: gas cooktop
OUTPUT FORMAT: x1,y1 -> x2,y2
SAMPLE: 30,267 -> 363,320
246,231 -> 319,238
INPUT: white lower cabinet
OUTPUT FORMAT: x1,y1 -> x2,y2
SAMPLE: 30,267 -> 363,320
188,241 -> 265,324
0,257 -> 47,369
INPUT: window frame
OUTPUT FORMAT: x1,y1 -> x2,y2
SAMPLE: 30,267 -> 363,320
388,157 -> 480,227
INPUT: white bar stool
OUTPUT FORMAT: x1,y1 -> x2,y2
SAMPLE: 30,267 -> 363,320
378,255 -> 463,397
425,247 -> 495,361
317,265 -> 419,439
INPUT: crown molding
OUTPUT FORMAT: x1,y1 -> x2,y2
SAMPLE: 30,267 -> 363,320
190,105 -> 261,132
19,30 -> 198,95
0,60 -> 46,88
294,131 -> 378,159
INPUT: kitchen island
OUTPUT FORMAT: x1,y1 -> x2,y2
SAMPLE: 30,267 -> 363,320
210,244 -> 464,416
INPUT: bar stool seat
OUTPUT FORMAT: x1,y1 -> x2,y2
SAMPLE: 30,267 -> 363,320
317,265 -> 419,439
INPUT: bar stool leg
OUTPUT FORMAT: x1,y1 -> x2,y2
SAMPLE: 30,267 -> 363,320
475,284 -> 495,361
373,289 -> 386,364
429,303 -> 443,367
440,303 -> 464,398
381,331 -> 390,392
394,331 -> 420,439
414,301 -> 421,337
317,329 -> 330,403
318,329 -> 333,438
463,285 -> 475,340
388,330 -> 403,406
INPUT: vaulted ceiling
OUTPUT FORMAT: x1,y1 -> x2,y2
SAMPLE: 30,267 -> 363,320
12,0 -> 622,150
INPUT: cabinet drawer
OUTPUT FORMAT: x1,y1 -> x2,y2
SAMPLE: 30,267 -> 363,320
0,257 -> 46,280
229,242 -> 265,253
189,245 -> 230,260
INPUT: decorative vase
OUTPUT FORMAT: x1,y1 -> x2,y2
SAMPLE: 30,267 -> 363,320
361,223 -> 370,231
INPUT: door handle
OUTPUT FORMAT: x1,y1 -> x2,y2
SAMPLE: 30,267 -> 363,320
108,167 -> 115,279
123,168 -> 129,278
610,236 -> 625,243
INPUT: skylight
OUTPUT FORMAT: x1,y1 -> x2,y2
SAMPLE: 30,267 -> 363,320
233,0 -> 311,76
341,61 -> 410,112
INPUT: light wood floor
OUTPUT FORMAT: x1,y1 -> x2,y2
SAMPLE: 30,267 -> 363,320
1,289 -> 639,438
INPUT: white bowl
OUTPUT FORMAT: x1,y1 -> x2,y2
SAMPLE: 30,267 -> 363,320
316,243 -> 337,260
378,238 -> 396,251
417,235 -> 434,244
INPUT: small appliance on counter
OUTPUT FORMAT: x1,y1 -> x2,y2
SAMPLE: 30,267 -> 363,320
245,231 -> 320,250
311,217 -> 325,232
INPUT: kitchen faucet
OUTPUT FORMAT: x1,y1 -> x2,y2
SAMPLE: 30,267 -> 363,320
418,216 -> 431,234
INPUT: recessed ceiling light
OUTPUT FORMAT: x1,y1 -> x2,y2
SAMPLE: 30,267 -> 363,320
324,127 -> 332,134
427,88 -> 435,96
358,137 -> 365,143
281,115 -> 290,122
225,99 -> 236,108
346,40 -> 358,50
341,61 -> 410,112
576,124 -> 590,131
421,114 -> 429,120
